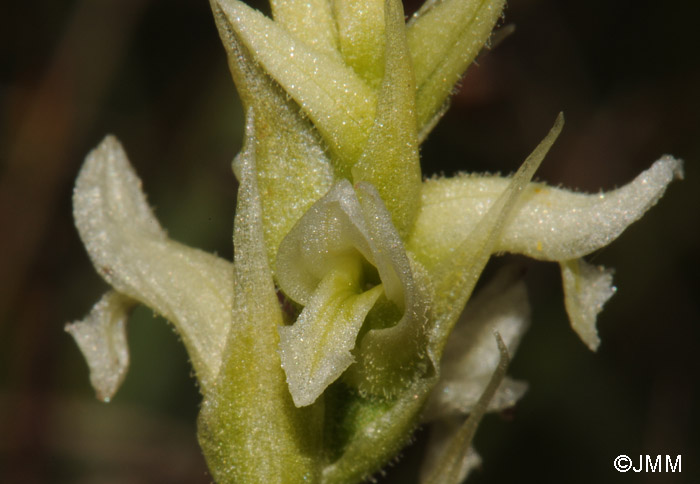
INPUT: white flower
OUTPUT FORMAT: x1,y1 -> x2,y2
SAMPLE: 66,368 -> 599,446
67,0 -> 683,482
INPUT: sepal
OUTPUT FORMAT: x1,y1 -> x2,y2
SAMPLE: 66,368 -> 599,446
560,258 -> 616,351
411,155 -> 684,268
333,0 -> 385,88
270,0 -> 340,59
65,290 -> 135,402
73,135 -> 233,391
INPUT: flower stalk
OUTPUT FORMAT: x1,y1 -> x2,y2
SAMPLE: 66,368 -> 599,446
67,0 -> 683,482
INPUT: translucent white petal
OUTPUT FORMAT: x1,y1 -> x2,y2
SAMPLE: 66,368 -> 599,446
65,291 -> 135,402
344,183 -> 430,398
73,136 -> 233,391
276,180 -> 376,306
276,181 -> 382,405
410,156 -> 684,268
423,267 -> 530,422
560,258 -> 616,351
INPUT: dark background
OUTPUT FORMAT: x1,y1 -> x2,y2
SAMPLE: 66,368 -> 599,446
1,0 -> 698,482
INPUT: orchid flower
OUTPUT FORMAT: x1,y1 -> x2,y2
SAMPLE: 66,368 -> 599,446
67,0 -> 682,482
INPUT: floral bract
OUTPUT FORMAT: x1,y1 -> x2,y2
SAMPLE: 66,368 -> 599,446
67,0 -> 683,483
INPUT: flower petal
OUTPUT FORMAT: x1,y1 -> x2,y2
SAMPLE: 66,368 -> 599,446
276,180 -> 412,405
73,136 -> 233,391
276,181 -> 380,405
422,267 -> 529,421
410,155 -> 684,268
276,180 -> 377,306
279,257 -> 384,407
213,0 -> 376,175
343,183 -> 430,398
560,258 -> 616,351
426,114 -> 563,358
65,290 -> 135,402
214,5 -> 334,269
277,180 -> 429,402
408,0 -> 506,131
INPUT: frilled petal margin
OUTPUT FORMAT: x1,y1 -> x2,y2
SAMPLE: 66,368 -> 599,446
70,136 -> 233,393
422,267 -> 529,422
65,290 -> 136,402
410,155 -> 684,268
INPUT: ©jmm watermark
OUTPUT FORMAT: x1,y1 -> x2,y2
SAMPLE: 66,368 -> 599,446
614,454 -> 681,473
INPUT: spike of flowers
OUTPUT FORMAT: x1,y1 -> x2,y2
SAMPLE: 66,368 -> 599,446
67,0 -> 683,483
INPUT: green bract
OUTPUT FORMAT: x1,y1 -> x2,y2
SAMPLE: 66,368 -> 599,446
67,0 -> 683,483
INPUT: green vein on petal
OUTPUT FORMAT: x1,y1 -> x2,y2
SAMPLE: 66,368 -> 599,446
279,256 -> 384,407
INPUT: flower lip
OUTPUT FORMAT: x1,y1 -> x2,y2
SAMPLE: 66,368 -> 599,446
275,179 -> 421,406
